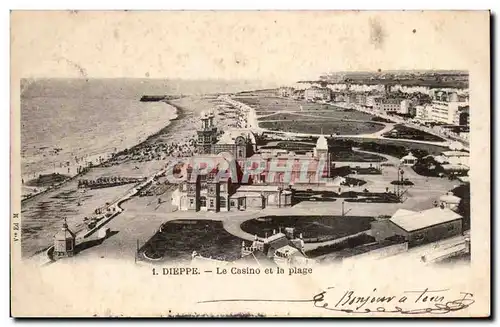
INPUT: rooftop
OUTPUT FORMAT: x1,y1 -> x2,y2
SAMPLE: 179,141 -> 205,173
316,135 -> 328,150
390,207 -> 463,232
442,164 -> 469,171
442,151 -> 470,157
237,185 -> 280,192
440,192 -> 461,204
275,245 -> 300,256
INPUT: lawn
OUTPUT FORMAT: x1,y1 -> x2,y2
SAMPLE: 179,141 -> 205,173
240,215 -> 374,243
383,124 -> 445,142
332,150 -> 387,162
236,96 -> 376,121
259,120 -> 384,135
257,110 -> 376,122
138,220 -> 243,263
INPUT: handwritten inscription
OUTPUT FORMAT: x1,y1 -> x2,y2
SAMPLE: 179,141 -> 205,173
199,287 -> 475,315
313,287 -> 474,314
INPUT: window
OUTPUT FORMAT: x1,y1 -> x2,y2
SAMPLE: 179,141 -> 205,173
414,233 -> 424,242
189,199 -> 194,206
210,199 -> 214,207
230,200 -> 236,207
200,197 -> 207,207
238,149 -> 243,157
447,225 -> 456,233
220,197 -> 226,208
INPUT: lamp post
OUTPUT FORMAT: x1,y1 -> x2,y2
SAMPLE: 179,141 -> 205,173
342,200 -> 345,216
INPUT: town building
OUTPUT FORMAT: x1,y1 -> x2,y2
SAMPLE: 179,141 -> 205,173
304,86 -> 332,102
432,149 -> 470,174
53,218 -> 76,259
355,93 -> 367,106
426,90 -> 469,124
427,101 -> 464,124
399,99 -> 412,114
174,114 -> 332,212
371,207 -> 463,247
366,95 -> 381,108
278,86 -> 295,97
241,228 -> 314,267
197,111 -> 256,159
415,105 -> 431,121
441,150 -> 470,167
373,97 -> 403,112
453,105 -> 470,126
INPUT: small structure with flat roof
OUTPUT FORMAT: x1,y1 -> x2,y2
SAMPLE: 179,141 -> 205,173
371,207 -> 463,247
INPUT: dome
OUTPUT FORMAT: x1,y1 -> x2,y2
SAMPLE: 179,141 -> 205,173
316,135 -> 328,150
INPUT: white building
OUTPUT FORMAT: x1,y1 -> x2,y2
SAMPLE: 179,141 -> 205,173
304,86 -> 332,102
415,105 -> 430,120
428,101 -> 464,124
278,86 -> 294,97
373,97 -> 402,112
400,100 -> 411,114
441,151 -> 470,167
400,152 -> 418,166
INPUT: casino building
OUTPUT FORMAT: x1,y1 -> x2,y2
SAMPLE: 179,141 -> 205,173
171,111 -> 331,212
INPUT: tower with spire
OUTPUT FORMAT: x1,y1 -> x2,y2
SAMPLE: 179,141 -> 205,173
314,132 -> 330,177
53,218 -> 76,259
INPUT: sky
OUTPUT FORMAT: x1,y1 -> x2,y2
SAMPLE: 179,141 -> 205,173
11,11 -> 489,84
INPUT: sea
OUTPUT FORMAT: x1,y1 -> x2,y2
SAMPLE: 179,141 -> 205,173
20,78 -> 276,184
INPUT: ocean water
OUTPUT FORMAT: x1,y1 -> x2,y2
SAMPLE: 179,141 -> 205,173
20,78 -> 276,181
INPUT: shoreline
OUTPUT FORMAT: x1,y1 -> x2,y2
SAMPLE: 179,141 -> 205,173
21,99 -> 185,205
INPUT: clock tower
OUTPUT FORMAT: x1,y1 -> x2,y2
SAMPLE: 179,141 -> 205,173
197,111 -> 217,154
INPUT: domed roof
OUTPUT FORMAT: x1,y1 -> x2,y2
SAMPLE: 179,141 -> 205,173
316,135 -> 328,150
54,219 -> 75,241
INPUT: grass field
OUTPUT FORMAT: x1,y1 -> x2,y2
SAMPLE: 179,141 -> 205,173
332,150 -> 388,162
259,120 -> 384,135
383,124 -> 445,142
257,110 -> 376,122
240,215 -> 374,242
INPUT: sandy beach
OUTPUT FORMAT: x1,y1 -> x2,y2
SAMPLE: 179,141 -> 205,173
20,94 -> 226,257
